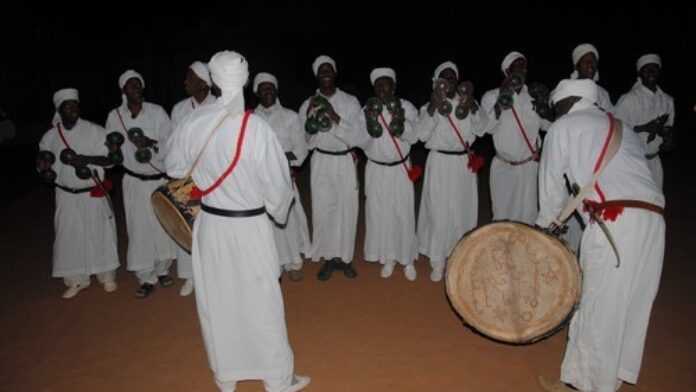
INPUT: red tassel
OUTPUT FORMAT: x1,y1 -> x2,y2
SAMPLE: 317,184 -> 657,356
189,186 -> 203,201
601,206 -> 624,222
89,179 -> 113,197
408,165 -> 423,182
467,152 -> 485,173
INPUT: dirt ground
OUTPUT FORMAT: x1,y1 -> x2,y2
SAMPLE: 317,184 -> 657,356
1,142 -> 694,392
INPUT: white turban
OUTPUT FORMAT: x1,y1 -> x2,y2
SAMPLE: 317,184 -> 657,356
253,72 -> 278,93
209,50 -> 249,116
118,70 -> 145,106
636,54 -> 661,72
118,69 -> 145,90
570,43 -> 600,81
53,88 -> 79,109
370,67 -> 396,86
190,61 -> 212,87
312,55 -> 337,76
550,79 -> 599,105
501,51 -> 526,74
433,61 -> 458,81
52,88 -> 79,125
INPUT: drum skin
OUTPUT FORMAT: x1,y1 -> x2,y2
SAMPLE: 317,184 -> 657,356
151,177 -> 200,252
445,222 -> 581,344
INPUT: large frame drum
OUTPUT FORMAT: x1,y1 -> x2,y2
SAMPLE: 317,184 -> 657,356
446,222 -> 581,344
151,177 -> 199,252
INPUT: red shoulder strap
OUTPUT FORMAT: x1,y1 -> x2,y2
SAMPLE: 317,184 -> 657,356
196,110 -> 252,197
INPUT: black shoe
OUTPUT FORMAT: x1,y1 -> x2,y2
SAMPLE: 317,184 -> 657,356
343,262 -> 357,279
136,283 -> 155,298
317,260 -> 335,281
158,275 -> 174,288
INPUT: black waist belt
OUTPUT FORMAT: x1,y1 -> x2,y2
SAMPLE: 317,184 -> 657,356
201,203 -> 266,218
436,149 -> 468,155
316,148 -> 351,156
124,167 -> 167,181
55,184 -> 93,194
369,153 -> 410,166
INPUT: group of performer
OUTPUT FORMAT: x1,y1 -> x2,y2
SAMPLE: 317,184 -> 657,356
36,43 -> 673,392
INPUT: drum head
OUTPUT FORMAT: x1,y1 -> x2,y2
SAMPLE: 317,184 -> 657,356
151,191 -> 193,252
446,222 -> 581,344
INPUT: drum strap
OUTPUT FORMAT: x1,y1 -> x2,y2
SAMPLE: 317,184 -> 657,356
378,113 -> 421,181
556,113 -> 622,224
191,111 -> 252,197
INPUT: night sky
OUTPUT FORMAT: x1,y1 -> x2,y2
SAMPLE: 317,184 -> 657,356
2,3 -> 694,143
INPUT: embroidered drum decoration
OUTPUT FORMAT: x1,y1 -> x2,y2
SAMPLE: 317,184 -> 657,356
445,222 -> 581,344
151,177 -> 200,252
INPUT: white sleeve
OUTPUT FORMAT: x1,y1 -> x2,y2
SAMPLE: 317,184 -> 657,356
535,121 -> 570,228
398,100 -> 420,144
416,105 -> 438,143
256,121 -> 294,224
289,112 -> 309,166
332,96 -> 362,148
164,117 -> 192,179
480,90 -> 501,134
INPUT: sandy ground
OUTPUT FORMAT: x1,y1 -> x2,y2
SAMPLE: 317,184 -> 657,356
1,141 -> 694,392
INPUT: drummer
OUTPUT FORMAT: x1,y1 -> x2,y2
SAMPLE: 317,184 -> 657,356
105,70 -> 177,298
536,79 -> 665,392
169,61 -> 216,296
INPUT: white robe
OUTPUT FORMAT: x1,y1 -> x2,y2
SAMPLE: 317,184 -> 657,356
536,105 -> 665,392
597,84 -> 614,113
170,94 -> 216,279
481,85 -> 542,224
298,88 -> 361,262
165,101 -> 295,384
255,102 -> 311,268
417,98 -> 489,267
351,98 -> 419,266
105,102 -> 177,272
614,81 -> 675,189
39,119 -> 119,278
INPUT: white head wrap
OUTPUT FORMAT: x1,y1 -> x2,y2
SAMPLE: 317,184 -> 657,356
501,51 -> 526,74
253,72 -> 278,93
433,61 -> 458,81
370,67 -> 396,86
189,61 -> 212,87
570,43 -> 600,81
636,54 -> 661,72
312,55 -> 337,76
118,70 -> 145,91
551,79 -> 599,105
209,50 -> 249,116
52,88 -> 79,125
118,70 -> 145,106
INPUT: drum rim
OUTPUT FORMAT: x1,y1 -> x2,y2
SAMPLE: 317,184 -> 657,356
445,220 -> 582,344
151,189 -> 193,252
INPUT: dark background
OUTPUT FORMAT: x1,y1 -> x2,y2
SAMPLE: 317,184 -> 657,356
1,2 -> 694,194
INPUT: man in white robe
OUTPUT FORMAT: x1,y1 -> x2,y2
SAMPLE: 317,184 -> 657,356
352,67 -> 419,280
105,70 -> 177,298
298,55 -> 361,281
253,72 -> 311,282
481,51 -> 543,224
614,54 -> 675,189
417,61 -> 489,282
165,50 -> 309,392
38,89 -> 119,299
536,79 -> 665,392
570,43 -> 614,112
170,61 -> 216,296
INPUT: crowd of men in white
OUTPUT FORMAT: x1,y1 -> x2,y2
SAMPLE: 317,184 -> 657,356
37,43 -> 672,392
